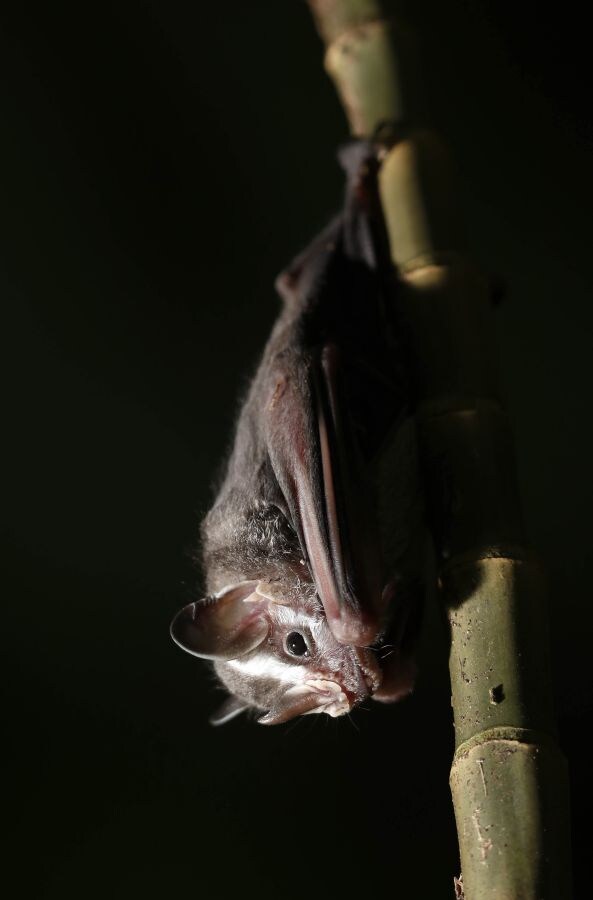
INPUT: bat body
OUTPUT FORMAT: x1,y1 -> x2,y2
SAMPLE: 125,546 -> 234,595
171,141 -> 424,725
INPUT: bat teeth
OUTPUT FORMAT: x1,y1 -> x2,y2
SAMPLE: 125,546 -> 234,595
350,648 -> 383,695
302,680 -> 350,717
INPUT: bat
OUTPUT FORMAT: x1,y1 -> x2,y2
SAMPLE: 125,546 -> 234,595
170,140 -> 424,725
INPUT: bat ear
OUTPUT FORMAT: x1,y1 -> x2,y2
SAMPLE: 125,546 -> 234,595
275,265 -> 302,306
209,695 -> 249,726
170,581 -> 269,661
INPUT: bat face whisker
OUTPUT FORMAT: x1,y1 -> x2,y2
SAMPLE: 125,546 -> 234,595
346,713 -> 361,733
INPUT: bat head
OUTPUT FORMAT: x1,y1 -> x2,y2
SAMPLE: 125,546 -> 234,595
170,579 -> 383,725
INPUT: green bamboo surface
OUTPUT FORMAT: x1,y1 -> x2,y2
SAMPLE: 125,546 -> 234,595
307,1 -> 572,896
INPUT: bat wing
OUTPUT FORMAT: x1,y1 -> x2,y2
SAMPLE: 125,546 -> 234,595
264,342 -> 385,646
263,142 -> 407,646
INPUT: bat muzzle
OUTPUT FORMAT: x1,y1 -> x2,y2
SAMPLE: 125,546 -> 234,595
331,645 -> 382,711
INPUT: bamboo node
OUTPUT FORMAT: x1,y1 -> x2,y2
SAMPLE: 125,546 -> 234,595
453,726 -> 559,760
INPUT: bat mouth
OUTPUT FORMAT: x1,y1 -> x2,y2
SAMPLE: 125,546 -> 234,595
309,673 -> 374,716
292,648 -> 382,719
326,646 -> 383,711
256,646 -> 383,725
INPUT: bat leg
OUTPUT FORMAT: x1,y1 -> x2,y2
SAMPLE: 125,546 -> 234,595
373,576 -> 424,703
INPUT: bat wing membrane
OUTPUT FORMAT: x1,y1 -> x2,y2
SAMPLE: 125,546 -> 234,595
262,144 -> 405,647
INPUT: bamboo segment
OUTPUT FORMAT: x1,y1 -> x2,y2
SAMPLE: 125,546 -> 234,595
308,0 -> 383,45
378,132 -> 466,269
325,21 -> 406,136
306,1 -> 572,896
309,0 -> 422,135
444,555 -> 566,899
442,558 -> 553,742
450,730 -> 571,899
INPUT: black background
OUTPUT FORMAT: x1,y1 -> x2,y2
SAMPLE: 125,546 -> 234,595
2,1 -> 591,896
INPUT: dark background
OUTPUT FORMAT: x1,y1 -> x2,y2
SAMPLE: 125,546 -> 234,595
2,1 -> 591,896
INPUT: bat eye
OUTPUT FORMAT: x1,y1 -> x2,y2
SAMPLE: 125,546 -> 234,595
285,631 -> 309,657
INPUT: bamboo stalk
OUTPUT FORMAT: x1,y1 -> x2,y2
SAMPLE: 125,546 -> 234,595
306,1 -> 572,896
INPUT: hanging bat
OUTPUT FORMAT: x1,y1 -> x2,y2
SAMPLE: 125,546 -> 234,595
170,140 -> 424,725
